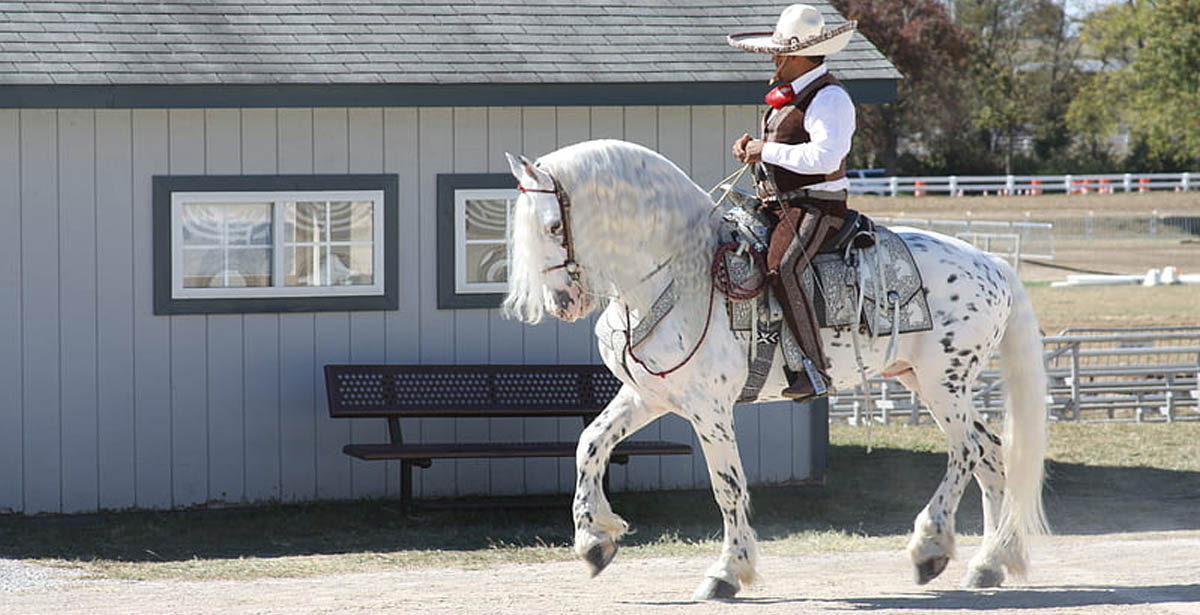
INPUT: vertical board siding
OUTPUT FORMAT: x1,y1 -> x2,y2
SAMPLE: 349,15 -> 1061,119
382,107 -> 421,497
132,110 -> 173,510
416,107 -> 456,498
58,109 -> 100,513
452,107 -> 491,496
9,104 -> 815,513
347,107 -> 389,499
21,109 -> 62,514
485,107 -> 526,497
205,108 -> 247,505
312,108 -> 353,501
0,110 -> 23,513
241,108 -> 282,503
167,109 -> 210,508
276,108 -> 318,501
95,110 -> 137,511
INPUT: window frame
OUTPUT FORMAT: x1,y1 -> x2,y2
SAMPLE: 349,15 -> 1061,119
436,173 -> 518,309
153,174 -> 399,315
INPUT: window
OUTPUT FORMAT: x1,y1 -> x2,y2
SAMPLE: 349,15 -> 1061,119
154,175 -> 398,314
437,174 -> 518,309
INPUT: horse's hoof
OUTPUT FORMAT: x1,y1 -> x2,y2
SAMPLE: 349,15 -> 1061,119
584,541 -> 617,578
693,577 -> 740,600
914,556 -> 950,585
963,567 -> 1005,588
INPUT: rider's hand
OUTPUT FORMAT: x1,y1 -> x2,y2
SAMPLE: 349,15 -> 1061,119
731,134 -> 763,164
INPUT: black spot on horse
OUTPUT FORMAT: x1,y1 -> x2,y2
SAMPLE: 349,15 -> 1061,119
950,294 -> 959,302
947,274 -> 958,283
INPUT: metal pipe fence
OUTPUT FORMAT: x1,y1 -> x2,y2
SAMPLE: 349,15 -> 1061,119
829,327 -> 1200,425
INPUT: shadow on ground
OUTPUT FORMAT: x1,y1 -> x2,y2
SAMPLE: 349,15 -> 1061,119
829,584 -> 1200,611
1,444 -> 1198,563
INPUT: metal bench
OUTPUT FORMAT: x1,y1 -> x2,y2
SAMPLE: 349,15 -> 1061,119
324,364 -> 693,511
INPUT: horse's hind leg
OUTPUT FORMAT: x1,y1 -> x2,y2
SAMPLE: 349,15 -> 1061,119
955,415 -> 1012,588
688,405 -> 757,600
896,371 -> 979,585
572,385 -> 666,577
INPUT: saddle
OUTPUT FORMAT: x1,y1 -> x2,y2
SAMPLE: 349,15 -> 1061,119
714,185 -> 933,400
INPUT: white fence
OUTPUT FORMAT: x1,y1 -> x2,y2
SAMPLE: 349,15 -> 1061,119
873,216 -> 1056,261
830,327 -> 1200,425
850,172 -> 1196,197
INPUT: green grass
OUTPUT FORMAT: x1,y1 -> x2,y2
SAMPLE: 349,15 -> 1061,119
2,422 -> 1197,581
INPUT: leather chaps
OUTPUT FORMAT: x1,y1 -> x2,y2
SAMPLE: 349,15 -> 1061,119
763,198 -> 847,377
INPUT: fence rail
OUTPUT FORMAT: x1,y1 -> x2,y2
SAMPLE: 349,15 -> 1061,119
850,171 -> 1196,197
874,216 -> 1056,261
829,327 -> 1200,425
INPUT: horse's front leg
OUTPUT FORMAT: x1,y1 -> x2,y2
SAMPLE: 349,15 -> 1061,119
689,404 -> 757,600
573,384 -> 665,576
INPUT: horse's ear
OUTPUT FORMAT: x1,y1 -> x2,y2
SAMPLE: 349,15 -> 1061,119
505,152 -> 537,183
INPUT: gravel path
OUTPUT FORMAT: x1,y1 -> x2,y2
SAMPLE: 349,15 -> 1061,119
0,558 -> 85,594
3,531 -> 1199,614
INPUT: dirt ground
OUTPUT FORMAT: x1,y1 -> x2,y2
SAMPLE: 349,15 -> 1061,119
6,530 -> 1199,615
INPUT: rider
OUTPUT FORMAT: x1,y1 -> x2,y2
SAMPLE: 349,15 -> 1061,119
727,4 -> 858,400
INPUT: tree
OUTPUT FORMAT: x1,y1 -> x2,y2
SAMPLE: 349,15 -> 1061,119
1068,0 -> 1200,169
830,0 -> 973,173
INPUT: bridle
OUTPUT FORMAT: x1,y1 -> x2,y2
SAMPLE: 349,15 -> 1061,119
518,170 -> 580,283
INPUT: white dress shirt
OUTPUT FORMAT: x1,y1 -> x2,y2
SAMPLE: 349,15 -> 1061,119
760,64 -> 855,192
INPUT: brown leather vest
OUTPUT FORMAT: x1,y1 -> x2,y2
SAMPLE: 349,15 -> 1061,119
757,72 -> 848,198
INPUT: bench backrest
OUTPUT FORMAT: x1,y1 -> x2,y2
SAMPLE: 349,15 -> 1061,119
325,364 -> 623,418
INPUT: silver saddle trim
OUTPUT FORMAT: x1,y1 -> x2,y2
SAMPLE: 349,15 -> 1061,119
628,279 -> 678,349
811,226 -> 933,336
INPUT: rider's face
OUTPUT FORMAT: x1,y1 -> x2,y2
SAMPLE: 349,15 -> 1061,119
771,55 -> 812,84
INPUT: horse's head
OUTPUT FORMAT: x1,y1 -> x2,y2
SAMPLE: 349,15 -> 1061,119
502,152 -> 595,324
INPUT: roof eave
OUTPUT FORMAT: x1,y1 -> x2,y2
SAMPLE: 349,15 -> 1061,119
0,78 -> 898,109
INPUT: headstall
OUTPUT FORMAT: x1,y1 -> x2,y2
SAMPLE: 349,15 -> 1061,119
518,170 -> 580,283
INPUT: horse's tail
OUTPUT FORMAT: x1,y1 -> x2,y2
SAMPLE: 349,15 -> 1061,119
994,265 -> 1051,577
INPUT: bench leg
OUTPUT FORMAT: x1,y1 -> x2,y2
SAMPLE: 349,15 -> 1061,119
400,460 -> 414,515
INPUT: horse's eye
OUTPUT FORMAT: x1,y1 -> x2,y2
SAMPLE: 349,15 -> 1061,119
548,222 -> 563,235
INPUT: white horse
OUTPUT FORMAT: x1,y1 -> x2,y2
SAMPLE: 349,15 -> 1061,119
502,139 -> 1048,600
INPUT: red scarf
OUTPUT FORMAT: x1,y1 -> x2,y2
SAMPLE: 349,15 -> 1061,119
765,84 -> 795,110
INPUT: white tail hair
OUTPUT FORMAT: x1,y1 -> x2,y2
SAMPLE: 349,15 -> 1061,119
993,265 -> 1051,577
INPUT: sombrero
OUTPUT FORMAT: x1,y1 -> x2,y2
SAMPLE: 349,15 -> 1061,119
728,4 -> 856,56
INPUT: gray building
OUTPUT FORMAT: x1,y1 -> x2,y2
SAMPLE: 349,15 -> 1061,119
0,1 -> 899,515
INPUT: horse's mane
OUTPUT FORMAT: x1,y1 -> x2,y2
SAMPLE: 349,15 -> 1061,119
504,139 -> 717,322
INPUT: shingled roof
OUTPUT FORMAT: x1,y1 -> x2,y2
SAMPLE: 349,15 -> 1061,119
0,1 -> 900,107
